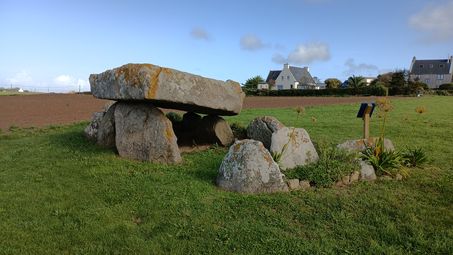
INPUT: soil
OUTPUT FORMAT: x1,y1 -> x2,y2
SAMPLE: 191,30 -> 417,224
0,93 -> 392,131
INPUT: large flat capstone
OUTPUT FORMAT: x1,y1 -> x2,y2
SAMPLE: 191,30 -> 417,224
89,63 -> 245,116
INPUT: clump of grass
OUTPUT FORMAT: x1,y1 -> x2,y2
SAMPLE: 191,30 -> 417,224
361,146 -> 402,177
166,112 -> 183,123
415,106 -> 427,114
230,122 -> 247,140
402,147 -> 428,167
285,143 -> 359,187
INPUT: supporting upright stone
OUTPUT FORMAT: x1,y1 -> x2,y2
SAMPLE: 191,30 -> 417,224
114,102 -> 181,163
246,116 -> 285,149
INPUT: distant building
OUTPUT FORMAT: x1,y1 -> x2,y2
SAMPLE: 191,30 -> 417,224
265,64 -> 317,90
363,77 -> 376,86
409,56 -> 453,88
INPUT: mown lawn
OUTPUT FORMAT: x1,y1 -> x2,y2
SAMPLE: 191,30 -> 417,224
0,96 -> 452,254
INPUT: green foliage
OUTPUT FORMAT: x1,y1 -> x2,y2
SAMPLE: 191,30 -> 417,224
229,122 -> 247,140
347,75 -> 365,89
438,83 -> 453,90
361,144 -> 402,177
166,111 -> 183,123
1,97 -> 453,254
244,86 -> 387,96
285,143 -> 359,187
324,78 -> 341,89
244,75 -> 265,89
402,147 -> 428,167
390,71 -> 407,88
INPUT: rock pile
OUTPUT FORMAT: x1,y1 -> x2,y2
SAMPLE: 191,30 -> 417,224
85,63 -> 245,163
217,116 -> 319,193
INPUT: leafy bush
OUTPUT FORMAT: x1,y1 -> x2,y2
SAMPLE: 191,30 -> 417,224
438,83 -> 453,90
229,122 -> 247,140
245,86 -> 388,97
361,146 -> 402,177
402,147 -> 427,167
435,90 -> 452,96
166,112 -> 182,123
285,144 -> 359,187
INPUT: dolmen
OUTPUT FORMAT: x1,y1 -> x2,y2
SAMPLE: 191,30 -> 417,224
85,63 -> 245,164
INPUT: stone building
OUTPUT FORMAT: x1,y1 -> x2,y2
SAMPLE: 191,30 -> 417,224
409,56 -> 453,88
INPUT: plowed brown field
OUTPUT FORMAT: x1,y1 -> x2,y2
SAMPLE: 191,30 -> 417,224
0,93 -> 392,131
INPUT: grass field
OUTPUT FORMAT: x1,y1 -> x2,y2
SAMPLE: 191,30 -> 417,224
0,96 -> 452,254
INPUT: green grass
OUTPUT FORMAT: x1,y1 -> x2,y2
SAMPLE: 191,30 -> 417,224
1,96 -> 452,254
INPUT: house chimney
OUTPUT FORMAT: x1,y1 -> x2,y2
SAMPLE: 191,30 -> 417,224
304,66 -> 310,72
284,63 -> 289,69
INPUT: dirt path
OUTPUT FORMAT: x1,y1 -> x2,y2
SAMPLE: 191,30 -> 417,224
0,94 -> 392,131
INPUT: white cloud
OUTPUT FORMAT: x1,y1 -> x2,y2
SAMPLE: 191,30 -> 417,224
54,75 -> 75,86
240,34 -> 268,51
343,58 -> 379,76
409,1 -> 453,42
190,27 -> 211,41
272,42 -> 330,64
7,71 -> 33,85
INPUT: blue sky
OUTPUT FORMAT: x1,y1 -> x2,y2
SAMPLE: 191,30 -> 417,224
1,0 -> 452,92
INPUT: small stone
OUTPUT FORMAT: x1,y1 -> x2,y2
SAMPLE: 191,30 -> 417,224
342,175 -> 350,185
335,180 -> 344,187
380,175 -> 393,181
395,174 -> 403,181
299,180 -> 311,190
287,179 -> 300,190
350,171 -> 360,183
359,160 -> 377,181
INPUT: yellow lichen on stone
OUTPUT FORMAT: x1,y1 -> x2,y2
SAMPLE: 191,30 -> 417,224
114,64 -> 156,87
165,124 -> 175,141
147,67 -> 162,99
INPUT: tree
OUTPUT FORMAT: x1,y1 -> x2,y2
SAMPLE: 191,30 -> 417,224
244,75 -> 265,89
347,75 -> 365,89
390,71 -> 406,89
324,78 -> 341,89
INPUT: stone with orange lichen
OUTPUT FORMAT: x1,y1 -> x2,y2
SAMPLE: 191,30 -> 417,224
89,63 -> 245,116
217,139 -> 288,193
114,102 -> 181,163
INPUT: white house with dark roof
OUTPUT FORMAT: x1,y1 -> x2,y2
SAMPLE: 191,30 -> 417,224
409,56 -> 453,88
265,64 -> 317,90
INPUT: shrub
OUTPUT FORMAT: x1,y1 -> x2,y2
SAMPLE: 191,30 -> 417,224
438,83 -> 453,90
402,147 -> 427,167
361,146 -> 402,177
285,144 -> 359,187
166,112 -> 182,123
229,122 -> 247,140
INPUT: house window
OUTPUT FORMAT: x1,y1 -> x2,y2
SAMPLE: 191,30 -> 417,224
277,85 -> 283,90
440,64 -> 444,68
290,85 -> 293,89
429,64 -> 434,68
281,76 -> 284,80
437,74 -> 444,80
419,64 -> 424,68
287,75 -> 290,80
425,79 -> 430,84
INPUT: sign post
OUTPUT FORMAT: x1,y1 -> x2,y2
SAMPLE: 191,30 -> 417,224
357,103 -> 376,140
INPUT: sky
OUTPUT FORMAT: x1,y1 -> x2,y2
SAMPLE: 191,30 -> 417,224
0,0 -> 452,92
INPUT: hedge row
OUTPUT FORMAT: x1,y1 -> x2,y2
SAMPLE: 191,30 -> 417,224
244,86 -> 388,97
